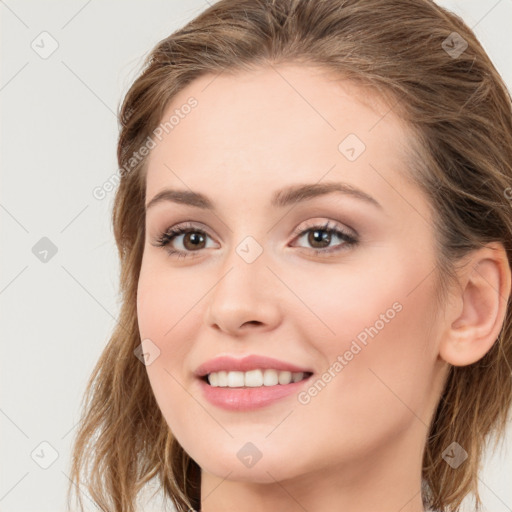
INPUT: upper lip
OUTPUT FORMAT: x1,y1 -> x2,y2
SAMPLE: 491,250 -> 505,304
194,355 -> 314,377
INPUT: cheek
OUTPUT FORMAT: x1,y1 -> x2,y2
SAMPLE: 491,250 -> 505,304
137,279 -> 197,391
136,260 -> 205,422
137,258 -> 202,341
289,256 -> 439,417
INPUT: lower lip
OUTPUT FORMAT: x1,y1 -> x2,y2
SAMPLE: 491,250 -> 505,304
197,375 -> 313,411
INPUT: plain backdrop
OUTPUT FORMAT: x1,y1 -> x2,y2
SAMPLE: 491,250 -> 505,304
1,1 -> 511,511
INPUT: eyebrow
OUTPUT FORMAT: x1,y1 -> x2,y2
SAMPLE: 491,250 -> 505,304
145,181 -> 382,211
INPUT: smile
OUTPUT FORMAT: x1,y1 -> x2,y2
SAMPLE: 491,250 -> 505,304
205,369 -> 313,387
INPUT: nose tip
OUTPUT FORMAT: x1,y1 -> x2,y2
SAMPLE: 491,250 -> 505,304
205,262 -> 282,336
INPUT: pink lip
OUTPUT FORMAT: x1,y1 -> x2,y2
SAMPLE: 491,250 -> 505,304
194,355 -> 314,411
194,354 -> 313,377
197,376 -> 313,411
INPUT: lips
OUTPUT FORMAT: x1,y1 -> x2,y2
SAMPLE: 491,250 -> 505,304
194,354 -> 314,378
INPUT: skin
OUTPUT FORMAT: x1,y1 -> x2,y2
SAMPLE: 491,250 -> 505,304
136,64 -> 510,512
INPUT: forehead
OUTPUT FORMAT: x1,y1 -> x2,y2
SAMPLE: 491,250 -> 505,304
144,64 -> 414,207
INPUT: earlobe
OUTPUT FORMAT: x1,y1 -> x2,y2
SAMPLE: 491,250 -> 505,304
439,242 -> 511,367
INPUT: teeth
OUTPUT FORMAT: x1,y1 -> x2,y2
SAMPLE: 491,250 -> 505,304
291,371 -> 305,383
279,371 -> 292,385
207,369 -> 307,387
228,371 -> 244,387
262,369 -> 278,386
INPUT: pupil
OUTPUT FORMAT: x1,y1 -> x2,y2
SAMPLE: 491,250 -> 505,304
185,232 -> 204,250
310,229 -> 330,248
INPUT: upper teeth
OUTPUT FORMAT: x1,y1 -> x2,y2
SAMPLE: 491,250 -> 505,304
207,369 -> 307,387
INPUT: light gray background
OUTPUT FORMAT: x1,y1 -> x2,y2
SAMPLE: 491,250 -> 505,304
1,1 -> 511,511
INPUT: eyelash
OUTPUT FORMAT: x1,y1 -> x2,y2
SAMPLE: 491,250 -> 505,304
153,220 -> 358,260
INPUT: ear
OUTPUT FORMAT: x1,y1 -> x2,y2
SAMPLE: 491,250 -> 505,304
439,242 -> 511,367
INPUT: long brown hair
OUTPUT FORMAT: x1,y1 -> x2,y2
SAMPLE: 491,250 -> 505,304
67,1 -> 512,511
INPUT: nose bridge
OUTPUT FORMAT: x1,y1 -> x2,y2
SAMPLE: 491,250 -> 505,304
205,229 -> 282,333
217,210 -> 271,285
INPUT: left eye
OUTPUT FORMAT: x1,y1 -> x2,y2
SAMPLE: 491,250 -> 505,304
294,222 -> 358,255
152,220 -> 358,259
291,221 -> 358,254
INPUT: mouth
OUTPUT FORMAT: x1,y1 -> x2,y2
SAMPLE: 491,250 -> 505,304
200,369 -> 314,388
196,362 -> 315,410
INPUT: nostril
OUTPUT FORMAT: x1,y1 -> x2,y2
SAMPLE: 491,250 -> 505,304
242,321 -> 262,327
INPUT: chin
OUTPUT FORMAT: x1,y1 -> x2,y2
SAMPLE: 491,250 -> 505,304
201,458 -> 296,484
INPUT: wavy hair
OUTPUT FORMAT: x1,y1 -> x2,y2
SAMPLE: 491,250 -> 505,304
67,1 -> 512,511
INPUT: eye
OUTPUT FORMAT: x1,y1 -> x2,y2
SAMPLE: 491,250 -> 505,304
152,220 -> 359,260
291,220 -> 358,256
152,222 -> 216,259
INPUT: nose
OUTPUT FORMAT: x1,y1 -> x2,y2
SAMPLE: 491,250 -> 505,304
204,244 -> 283,336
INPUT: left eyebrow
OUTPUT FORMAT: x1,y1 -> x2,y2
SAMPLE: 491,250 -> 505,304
272,182 -> 382,210
145,181 -> 382,211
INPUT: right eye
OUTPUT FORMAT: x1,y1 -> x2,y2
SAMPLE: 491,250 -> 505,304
153,222 -> 217,259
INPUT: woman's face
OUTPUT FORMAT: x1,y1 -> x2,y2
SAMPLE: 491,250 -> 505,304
137,65 -> 449,486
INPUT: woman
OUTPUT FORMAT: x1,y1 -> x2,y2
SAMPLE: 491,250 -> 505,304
67,1 -> 512,511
